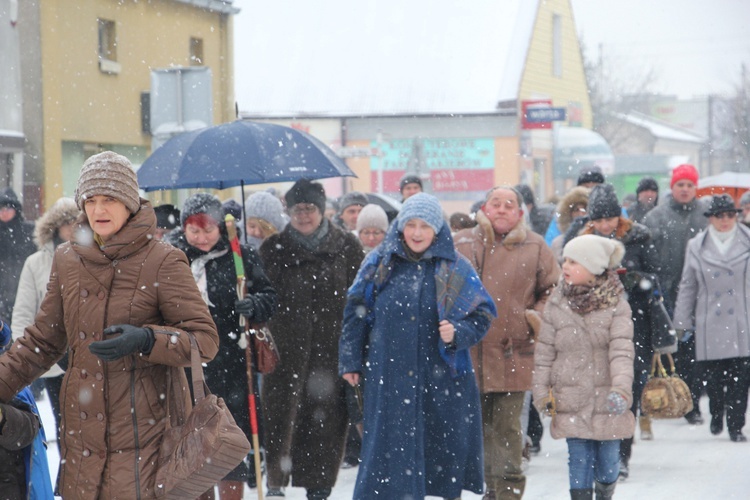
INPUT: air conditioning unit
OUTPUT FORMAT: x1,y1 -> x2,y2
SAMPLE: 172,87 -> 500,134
99,58 -> 122,75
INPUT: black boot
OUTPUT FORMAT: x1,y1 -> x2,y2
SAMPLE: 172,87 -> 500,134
306,488 -> 331,500
570,489 -> 593,500
594,481 -> 616,500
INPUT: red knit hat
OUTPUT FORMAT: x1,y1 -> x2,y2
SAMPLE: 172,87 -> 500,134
670,164 -> 699,188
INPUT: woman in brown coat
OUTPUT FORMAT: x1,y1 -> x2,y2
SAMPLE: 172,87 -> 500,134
0,151 -> 219,499
533,235 -> 635,500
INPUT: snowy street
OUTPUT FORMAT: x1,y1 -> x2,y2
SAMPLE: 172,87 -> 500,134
40,395 -> 747,499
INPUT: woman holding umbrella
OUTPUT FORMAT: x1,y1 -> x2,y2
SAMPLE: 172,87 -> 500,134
167,193 -> 277,499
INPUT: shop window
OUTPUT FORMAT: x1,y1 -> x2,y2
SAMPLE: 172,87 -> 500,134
98,18 -> 121,74
190,37 -> 204,66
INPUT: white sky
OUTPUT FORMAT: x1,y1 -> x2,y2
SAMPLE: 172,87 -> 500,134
570,0 -> 750,98
232,0 -> 750,109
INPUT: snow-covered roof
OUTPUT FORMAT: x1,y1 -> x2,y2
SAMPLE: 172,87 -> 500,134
235,0 -> 538,117
616,112 -> 705,143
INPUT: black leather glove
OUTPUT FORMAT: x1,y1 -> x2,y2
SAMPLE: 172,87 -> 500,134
89,325 -> 155,361
235,297 -> 255,318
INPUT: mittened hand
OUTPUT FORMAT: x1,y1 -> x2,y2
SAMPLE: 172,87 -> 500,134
537,396 -> 556,417
606,391 -> 628,415
235,298 -> 255,318
89,325 -> 155,361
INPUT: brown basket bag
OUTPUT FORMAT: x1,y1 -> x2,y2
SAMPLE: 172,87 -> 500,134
641,352 -> 694,419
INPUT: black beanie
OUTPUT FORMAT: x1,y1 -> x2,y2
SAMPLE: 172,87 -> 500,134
514,184 -> 535,206
636,177 -> 659,195
399,175 -> 423,192
588,184 -> 621,220
577,166 -> 605,186
154,204 -> 180,230
0,187 -> 22,213
285,179 -> 327,214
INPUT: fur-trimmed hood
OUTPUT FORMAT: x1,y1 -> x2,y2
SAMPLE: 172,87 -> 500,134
556,186 -> 590,233
33,198 -> 80,249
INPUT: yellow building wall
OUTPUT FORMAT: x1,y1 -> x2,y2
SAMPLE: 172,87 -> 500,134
494,137 -> 521,186
519,0 -> 592,128
39,0 -> 234,206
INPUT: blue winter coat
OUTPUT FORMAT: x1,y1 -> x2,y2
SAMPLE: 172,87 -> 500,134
339,223 -> 496,499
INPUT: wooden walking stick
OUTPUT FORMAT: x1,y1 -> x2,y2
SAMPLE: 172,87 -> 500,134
226,214 -> 264,500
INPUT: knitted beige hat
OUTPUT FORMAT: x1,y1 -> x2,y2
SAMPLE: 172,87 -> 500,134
75,151 -> 141,214
563,234 -> 625,275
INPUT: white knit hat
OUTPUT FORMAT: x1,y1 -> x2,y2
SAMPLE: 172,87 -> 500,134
356,204 -> 389,233
563,234 -> 625,275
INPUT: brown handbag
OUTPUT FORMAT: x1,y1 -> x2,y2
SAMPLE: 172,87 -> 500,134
641,353 -> 694,419
154,333 -> 252,499
251,325 -> 281,374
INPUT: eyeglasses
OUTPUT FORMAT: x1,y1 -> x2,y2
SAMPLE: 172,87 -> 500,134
360,229 -> 385,238
289,204 -> 318,216
712,211 -> 737,220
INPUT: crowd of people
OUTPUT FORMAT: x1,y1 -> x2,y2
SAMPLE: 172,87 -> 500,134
0,152 -> 748,500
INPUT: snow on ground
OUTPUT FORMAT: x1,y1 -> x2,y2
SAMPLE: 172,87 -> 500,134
39,395 -> 748,499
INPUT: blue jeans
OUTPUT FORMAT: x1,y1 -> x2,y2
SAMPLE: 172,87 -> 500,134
566,438 -> 620,489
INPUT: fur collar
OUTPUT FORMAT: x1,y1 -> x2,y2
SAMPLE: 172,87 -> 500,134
474,209 -> 527,248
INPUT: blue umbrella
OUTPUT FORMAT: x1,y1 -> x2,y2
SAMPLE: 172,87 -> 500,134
137,120 -> 356,192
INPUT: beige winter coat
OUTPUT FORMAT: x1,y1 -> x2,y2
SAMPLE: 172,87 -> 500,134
533,284 -> 635,441
455,213 -> 560,392
11,198 -> 80,378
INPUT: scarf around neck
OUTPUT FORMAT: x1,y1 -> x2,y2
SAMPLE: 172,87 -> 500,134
190,248 -> 229,306
708,224 -> 737,255
562,270 -> 624,315
289,218 -> 330,251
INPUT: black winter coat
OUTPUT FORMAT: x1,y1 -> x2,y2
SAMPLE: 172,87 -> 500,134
0,216 -> 35,320
582,219 -> 668,370
259,222 -> 363,490
168,229 -> 277,442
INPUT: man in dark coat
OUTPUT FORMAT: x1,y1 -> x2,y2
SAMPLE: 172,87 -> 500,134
628,177 -> 659,224
643,164 -> 708,425
259,179 -> 364,500
0,188 -> 35,320
515,184 -> 554,236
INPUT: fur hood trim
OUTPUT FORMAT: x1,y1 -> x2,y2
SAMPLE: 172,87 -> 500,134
34,198 -> 80,248
556,186 -> 590,233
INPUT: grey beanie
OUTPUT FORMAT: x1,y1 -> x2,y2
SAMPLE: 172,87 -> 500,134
75,151 -> 141,214
338,191 -> 369,212
396,192 -> 444,234
181,193 -> 223,227
563,234 -> 625,275
245,191 -> 288,232
356,203 -> 389,233
739,191 -> 750,207
588,184 -> 621,221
